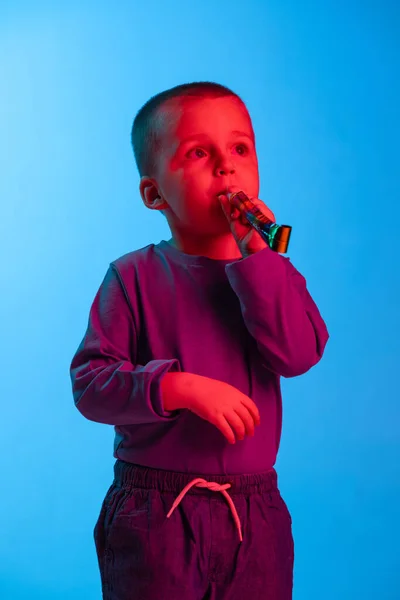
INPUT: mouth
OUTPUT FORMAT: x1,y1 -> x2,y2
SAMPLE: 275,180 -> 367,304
216,187 -> 240,198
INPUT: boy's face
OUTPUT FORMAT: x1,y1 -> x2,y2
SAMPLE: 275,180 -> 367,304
140,96 -> 260,247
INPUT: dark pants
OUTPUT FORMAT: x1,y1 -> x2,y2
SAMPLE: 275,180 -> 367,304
94,460 -> 294,599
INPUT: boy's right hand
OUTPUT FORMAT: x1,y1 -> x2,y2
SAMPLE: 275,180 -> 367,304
181,373 -> 261,444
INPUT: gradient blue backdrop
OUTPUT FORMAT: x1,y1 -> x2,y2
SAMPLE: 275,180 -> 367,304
1,1 -> 399,599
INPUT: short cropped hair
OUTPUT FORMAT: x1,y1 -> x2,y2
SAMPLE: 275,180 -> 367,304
131,81 -> 248,179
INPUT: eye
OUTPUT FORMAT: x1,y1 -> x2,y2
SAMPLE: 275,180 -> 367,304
187,147 -> 207,159
235,143 -> 248,155
186,144 -> 249,159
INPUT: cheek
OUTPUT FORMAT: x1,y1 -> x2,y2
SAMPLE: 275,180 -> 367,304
171,166 -> 196,193
163,171 -> 187,204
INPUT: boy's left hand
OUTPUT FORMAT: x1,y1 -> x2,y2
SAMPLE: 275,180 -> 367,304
218,192 -> 276,258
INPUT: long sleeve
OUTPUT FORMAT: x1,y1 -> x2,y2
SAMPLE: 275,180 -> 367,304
69,265 -> 182,425
225,246 -> 329,378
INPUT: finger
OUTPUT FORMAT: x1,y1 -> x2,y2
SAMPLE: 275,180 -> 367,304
217,416 -> 237,444
218,194 -> 230,214
251,198 -> 276,222
241,398 -> 261,425
234,407 -> 255,437
226,410 -> 247,440
237,197 -> 276,223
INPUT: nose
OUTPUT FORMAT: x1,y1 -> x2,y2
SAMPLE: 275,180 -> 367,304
216,159 -> 235,176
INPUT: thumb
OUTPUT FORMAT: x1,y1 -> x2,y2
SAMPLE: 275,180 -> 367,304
218,194 -> 228,211
218,194 -> 240,219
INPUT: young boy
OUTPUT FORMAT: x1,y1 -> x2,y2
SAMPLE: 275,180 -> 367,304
70,81 -> 329,600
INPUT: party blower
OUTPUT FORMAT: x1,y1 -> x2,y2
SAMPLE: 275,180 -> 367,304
228,191 -> 292,254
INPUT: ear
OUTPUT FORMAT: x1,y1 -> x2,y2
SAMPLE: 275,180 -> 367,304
139,177 -> 167,211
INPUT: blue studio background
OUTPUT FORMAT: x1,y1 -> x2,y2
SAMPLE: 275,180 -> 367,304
1,1 -> 399,599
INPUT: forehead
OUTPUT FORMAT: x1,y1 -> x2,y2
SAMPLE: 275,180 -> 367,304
160,96 -> 253,142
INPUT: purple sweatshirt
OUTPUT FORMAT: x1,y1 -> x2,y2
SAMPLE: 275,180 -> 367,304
70,240 -> 329,475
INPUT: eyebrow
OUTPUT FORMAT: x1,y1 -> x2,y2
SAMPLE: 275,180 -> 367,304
179,130 -> 254,146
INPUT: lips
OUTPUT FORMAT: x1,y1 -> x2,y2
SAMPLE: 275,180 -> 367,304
216,186 -> 241,198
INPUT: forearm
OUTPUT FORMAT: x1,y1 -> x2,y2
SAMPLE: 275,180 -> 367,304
161,371 -> 196,412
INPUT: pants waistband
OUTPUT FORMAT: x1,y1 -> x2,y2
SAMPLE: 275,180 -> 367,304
113,460 -> 278,496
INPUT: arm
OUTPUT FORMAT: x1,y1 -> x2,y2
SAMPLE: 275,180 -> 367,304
226,248 -> 329,378
70,264 -> 182,425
